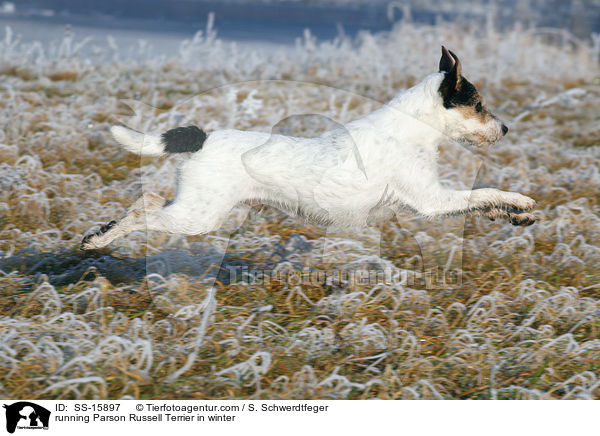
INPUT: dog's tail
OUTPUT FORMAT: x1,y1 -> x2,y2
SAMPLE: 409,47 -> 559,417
110,125 -> 208,157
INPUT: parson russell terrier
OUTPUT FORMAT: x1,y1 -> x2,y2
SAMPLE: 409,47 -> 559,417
81,47 -> 536,250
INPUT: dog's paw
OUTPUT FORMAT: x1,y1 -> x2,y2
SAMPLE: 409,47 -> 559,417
485,208 -> 536,226
504,193 -> 537,212
80,220 -> 116,250
99,220 -> 117,233
509,212 -> 536,226
80,233 -> 100,250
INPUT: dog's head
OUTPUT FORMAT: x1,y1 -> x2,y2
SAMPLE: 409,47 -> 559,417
437,46 -> 507,146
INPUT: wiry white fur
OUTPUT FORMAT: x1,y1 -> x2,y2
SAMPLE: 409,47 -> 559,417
111,125 -> 164,157
82,72 -> 536,250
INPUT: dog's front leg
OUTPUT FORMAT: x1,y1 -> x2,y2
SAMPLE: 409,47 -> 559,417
415,188 -> 536,225
467,188 -> 536,214
468,188 -> 537,225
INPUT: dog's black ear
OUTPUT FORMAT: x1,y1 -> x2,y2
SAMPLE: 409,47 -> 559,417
448,49 -> 462,89
440,48 -> 462,94
439,48 -> 464,106
439,46 -> 454,72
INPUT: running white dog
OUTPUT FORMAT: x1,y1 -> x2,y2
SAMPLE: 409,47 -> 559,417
81,47 -> 536,250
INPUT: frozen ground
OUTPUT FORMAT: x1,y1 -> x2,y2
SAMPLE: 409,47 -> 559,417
0,14 -> 599,399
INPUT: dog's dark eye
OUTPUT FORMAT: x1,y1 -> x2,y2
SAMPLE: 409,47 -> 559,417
475,102 -> 483,113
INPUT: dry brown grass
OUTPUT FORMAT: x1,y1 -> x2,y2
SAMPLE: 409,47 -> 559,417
0,20 -> 599,399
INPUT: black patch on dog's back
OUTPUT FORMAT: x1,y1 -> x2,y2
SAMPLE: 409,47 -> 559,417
439,75 -> 479,109
162,125 -> 207,153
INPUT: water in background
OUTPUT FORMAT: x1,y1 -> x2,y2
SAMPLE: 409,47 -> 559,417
2,0 -> 599,48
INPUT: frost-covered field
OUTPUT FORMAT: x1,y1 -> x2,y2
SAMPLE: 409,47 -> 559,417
1,17 -> 600,399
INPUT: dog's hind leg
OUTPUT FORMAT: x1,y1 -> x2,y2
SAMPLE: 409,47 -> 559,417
128,192 -> 167,212
81,192 -> 167,250
81,149 -> 250,250
80,208 -> 161,250
81,194 -> 238,250
81,207 -> 192,250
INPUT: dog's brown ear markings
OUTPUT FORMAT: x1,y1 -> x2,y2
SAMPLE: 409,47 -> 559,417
439,46 -> 454,72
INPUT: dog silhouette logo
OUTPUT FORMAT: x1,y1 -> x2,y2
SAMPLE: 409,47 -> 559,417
2,402 -> 50,433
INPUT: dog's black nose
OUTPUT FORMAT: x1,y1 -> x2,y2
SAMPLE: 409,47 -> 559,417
501,124 -> 508,136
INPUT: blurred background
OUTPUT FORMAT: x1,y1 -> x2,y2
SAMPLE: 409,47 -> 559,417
2,0 -> 599,48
